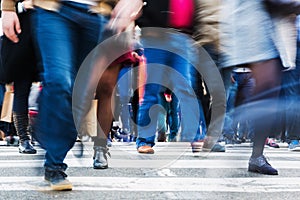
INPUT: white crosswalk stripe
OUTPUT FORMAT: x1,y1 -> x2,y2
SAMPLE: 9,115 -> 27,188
0,142 -> 299,196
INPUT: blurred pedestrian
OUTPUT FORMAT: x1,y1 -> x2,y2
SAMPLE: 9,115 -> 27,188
1,0 -> 38,154
220,0 -> 300,175
135,0 -> 209,154
2,0 -> 144,190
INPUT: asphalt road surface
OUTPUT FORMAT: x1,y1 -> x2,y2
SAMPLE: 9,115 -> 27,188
0,141 -> 299,199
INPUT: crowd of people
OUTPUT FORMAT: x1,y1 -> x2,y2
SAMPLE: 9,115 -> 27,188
1,0 -> 300,191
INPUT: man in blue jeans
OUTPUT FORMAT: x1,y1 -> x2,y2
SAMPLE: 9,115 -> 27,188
136,41 -> 207,154
2,0 -> 144,191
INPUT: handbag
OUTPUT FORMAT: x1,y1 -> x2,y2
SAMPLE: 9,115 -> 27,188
78,99 -> 98,137
0,85 -> 14,123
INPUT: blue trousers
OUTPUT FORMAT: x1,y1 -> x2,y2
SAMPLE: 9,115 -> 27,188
32,2 -> 109,169
136,32 -> 207,148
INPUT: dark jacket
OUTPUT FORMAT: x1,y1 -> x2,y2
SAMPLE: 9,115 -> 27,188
136,0 -> 195,33
0,10 -> 41,83
264,0 -> 300,16
136,0 -> 169,28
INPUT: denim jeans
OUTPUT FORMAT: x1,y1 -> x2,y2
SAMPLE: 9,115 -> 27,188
222,70 -> 255,140
136,32 -> 207,148
32,2 -> 109,169
156,91 -> 180,138
0,83 -> 6,134
282,41 -> 300,142
117,67 -> 135,134
0,83 -> 5,110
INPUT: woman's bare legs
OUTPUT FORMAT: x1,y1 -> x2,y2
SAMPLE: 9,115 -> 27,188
93,64 -> 121,169
247,58 -> 282,175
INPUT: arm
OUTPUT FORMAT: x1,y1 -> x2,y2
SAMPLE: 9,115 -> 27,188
108,0 -> 145,33
1,0 -> 21,43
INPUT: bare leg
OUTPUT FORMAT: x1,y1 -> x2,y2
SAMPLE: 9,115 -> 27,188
247,58 -> 282,175
248,59 -> 281,158
95,65 -> 122,142
93,64 -> 121,169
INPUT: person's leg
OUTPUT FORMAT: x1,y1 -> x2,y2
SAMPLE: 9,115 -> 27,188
247,58 -> 281,175
93,64 -> 121,169
32,2 -> 108,189
234,72 -> 255,142
220,67 -> 237,143
136,83 -> 161,153
136,48 -> 168,153
0,84 -> 6,136
117,67 -> 134,138
13,79 -> 36,154
156,92 -> 168,142
283,70 -> 300,149
168,93 -> 180,141
0,84 -> 5,109
32,7 -> 80,190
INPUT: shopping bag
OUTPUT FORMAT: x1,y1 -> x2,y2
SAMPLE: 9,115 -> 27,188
78,99 -> 98,137
0,90 -> 14,123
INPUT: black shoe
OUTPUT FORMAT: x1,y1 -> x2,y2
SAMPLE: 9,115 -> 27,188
93,146 -> 110,169
19,140 -> 37,154
225,136 -> 242,147
44,167 -> 72,191
248,155 -> 278,175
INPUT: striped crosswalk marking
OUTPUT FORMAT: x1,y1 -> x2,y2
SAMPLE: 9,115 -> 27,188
0,142 -> 299,195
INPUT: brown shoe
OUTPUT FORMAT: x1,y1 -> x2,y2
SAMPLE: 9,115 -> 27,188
137,145 -> 154,154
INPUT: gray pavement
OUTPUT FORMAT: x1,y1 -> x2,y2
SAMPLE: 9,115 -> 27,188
0,141 -> 300,199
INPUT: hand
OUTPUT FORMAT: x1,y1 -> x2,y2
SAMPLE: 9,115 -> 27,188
23,0 -> 34,10
2,11 -> 21,43
108,0 -> 144,33
107,17 -> 133,34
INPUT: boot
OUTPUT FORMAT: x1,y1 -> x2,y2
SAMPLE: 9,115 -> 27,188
93,146 -> 110,169
157,132 -> 166,142
13,113 -> 37,154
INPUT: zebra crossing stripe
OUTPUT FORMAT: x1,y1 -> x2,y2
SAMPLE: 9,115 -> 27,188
0,159 -> 299,169
0,177 -> 299,192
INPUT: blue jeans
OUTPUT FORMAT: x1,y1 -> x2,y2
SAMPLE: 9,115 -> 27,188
136,33 -> 207,148
0,84 -> 5,109
223,70 -> 255,140
32,2 -> 109,169
156,91 -> 180,137
117,67 -> 134,134
282,40 -> 300,142
0,84 -> 5,132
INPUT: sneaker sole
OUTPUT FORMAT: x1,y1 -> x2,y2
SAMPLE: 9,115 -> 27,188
50,184 -> 73,191
93,165 -> 108,169
45,180 -> 73,191
288,147 -> 300,151
19,150 -> 37,154
264,145 -> 280,149
137,150 -> 154,154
